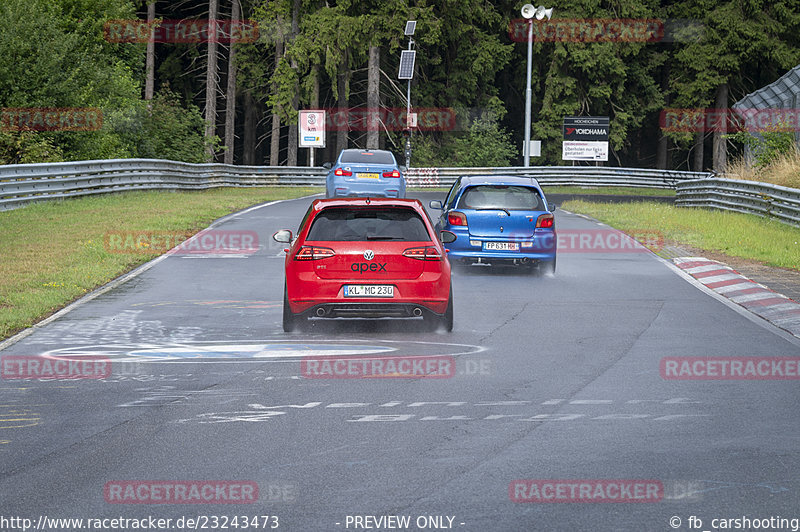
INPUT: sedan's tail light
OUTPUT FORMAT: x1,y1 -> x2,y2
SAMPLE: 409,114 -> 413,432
536,213 -> 554,228
403,246 -> 442,261
382,169 -> 401,178
448,211 -> 467,226
334,168 -> 352,176
294,246 -> 335,260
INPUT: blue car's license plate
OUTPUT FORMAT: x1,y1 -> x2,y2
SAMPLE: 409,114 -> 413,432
484,242 -> 519,251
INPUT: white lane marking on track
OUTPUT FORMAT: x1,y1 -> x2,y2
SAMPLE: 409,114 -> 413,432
180,254 -> 249,259
38,339 -> 484,363
175,400 -> 711,424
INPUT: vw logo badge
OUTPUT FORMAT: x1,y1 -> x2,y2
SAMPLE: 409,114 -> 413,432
363,250 -> 375,260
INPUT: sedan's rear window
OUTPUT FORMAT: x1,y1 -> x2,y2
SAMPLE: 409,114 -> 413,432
339,150 -> 396,165
306,207 -> 430,241
458,185 -> 544,210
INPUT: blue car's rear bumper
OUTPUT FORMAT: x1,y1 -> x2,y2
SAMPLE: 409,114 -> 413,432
327,177 -> 406,198
443,230 -> 556,264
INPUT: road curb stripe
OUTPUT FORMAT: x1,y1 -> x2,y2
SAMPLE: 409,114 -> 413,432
673,256 -> 800,340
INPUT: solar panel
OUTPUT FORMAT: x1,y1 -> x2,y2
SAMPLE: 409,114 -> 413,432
404,21 -> 416,36
398,50 -> 416,80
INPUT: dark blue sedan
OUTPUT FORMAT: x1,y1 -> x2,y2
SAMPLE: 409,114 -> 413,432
430,176 -> 556,274
324,149 -> 405,199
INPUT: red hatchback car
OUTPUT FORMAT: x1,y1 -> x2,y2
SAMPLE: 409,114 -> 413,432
273,198 -> 454,332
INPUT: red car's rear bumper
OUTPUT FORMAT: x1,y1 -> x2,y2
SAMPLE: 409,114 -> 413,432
287,271 -> 450,316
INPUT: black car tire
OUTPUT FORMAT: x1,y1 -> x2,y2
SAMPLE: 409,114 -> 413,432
282,284 -> 306,332
423,287 -> 453,332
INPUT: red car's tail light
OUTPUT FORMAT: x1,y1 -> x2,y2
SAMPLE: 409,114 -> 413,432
294,246 -> 335,260
382,169 -> 401,178
536,213 -> 554,228
334,168 -> 352,176
403,246 -> 442,261
448,212 -> 467,226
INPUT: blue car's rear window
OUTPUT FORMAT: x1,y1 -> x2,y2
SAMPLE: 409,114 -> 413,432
339,150 -> 396,165
306,207 -> 430,241
458,185 -> 544,211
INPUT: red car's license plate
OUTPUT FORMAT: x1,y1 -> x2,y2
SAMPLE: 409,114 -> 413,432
344,285 -> 394,297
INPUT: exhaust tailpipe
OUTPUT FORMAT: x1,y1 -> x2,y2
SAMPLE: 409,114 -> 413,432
316,308 -> 326,317
412,307 -> 423,317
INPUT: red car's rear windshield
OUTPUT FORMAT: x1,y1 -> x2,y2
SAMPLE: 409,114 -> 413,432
459,185 -> 544,210
306,207 -> 430,241
339,150 -> 396,165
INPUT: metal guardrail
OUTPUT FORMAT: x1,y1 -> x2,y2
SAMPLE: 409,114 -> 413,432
405,166 -> 711,188
676,178 -> 800,227
0,159 -> 323,211
0,158 -> 711,211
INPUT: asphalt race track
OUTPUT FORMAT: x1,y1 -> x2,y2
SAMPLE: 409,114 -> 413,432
1,191 -> 799,532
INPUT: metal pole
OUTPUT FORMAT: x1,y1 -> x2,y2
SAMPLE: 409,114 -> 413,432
406,79 -> 412,168
523,19 -> 533,167
310,147 -> 314,167
407,37 -> 413,169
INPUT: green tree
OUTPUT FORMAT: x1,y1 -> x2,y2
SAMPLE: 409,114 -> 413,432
111,87 -> 220,163
524,0 -> 666,165
667,0 -> 800,170
0,0 -> 142,162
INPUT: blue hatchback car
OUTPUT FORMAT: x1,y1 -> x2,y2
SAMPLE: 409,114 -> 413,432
325,149 -> 406,198
430,176 -> 557,273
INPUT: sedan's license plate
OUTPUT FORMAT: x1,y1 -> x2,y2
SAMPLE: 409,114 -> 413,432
357,172 -> 380,179
484,242 -> 519,251
344,285 -> 394,297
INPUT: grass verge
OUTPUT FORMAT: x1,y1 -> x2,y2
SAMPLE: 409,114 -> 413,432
0,187 -> 321,341
561,199 -> 800,271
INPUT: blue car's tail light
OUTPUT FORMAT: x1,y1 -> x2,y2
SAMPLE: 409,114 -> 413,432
536,213 -> 554,228
382,170 -> 401,178
448,212 -> 467,226
334,168 -> 352,176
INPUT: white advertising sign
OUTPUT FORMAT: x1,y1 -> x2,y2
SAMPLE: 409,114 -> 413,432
562,140 -> 608,161
299,110 -> 325,148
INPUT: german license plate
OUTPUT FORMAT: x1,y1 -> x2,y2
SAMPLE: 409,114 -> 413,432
484,242 -> 519,251
344,285 -> 394,297
357,172 -> 380,179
